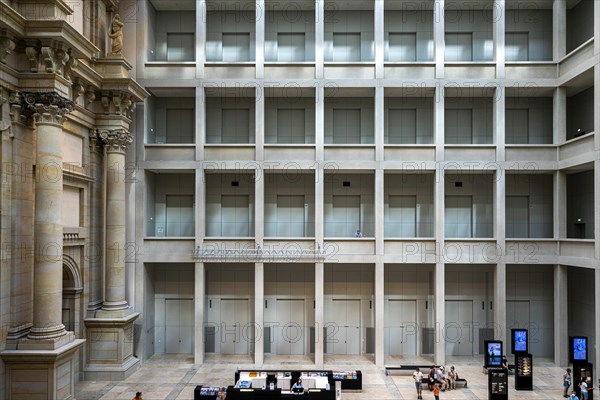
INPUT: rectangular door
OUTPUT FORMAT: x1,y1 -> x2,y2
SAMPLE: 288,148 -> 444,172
165,299 -> 194,354
506,300 -> 530,353
327,299 -> 361,355
344,300 -> 361,355
445,300 -> 474,356
275,299 -> 305,355
220,299 -> 249,355
386,299 -> 417,356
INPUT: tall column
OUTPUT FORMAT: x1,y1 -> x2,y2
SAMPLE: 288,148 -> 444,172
315,262 -> 324,367
26,92 -> 74,344
2,92 -> 84,400
87,131 -> 104,313
553,0 -> 566,61
434,262 -> 445,365
554,265 -> 568,367
433,0 -> 445,78
434,165 -> 445,364
84,128 -> 140,380
493,0 -> 505,78
98,129 -> 133,313
374,169 -> 385,367
255,263 -> 264,366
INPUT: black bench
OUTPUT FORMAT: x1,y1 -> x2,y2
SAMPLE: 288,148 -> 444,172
456,378 -> 467,387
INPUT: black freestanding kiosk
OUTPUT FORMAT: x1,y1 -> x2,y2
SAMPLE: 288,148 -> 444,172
488,368 -> 509,400
511,329 -> 532,390
570,336 -> 593,400
574,363 -> 594,400
514,353 -> 533,390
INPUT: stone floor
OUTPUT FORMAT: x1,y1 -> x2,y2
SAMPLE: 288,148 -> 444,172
75,354 -> 568,399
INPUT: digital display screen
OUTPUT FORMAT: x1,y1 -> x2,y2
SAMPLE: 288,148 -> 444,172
573,337 -> 587,361
487,342 -> 502,366
514,330 -> 527,352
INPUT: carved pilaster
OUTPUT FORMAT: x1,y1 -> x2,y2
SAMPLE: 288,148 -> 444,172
22,92 -> 75,126
8,91 -> 26,125
88,129 -> 104,153
97,128 -> 133,153
0,36 -> 15,64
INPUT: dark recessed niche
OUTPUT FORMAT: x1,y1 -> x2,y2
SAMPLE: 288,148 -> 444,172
455,182 -> 463,187
231,181 -> 239,187
343,181 -> 351,187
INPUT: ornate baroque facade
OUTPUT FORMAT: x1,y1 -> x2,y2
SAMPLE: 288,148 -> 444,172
0,0 -> 146,398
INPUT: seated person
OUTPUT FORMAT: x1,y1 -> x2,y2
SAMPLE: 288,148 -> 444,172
501,356 -> 509,370
291,378 -> 304,393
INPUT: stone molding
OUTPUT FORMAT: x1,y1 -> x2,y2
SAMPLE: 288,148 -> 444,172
21,91 -> 75,126
97,128 -> 133,153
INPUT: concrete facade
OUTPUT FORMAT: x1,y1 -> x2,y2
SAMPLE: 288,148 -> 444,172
0,0 -> 599,398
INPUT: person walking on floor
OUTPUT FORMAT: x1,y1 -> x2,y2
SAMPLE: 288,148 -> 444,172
413,367 -> 424,399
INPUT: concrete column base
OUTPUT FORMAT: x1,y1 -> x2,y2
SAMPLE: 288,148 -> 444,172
83,311 -> 140,381
1,339 -> 85,400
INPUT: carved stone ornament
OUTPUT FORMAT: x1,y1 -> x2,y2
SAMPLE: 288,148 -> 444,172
97,128 -> 133,153
88,129 -> 104,153
0,37 -> 15,64
22,92 -> 75,125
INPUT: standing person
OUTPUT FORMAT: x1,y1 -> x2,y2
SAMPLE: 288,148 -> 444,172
428,366 -> 436,391
564,369 -> 572,398
580,378 -> 589,400
448,366 -> 457,390
570,390 -> 580,400
433,383 -> 441,400
413,367 -> 424,399
132,392 -> 143,400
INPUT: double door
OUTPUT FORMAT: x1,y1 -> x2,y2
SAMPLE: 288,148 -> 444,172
221,299 -> 250,355
385,299 -> 417,356
165,299 -> 194,354
275,299 -> 305,355
326,299 -> 360,355
445,300 -> 474,356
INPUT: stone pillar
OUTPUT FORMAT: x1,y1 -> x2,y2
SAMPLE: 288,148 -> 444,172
315,262 -> 324,367
554,264 -> 568,367
84,128 -> 140,380
433,0 -> 445,78
27,92 -> 74,344
255,263 -> 264,366
98,129 -> 132,313
1,92 -> 84,400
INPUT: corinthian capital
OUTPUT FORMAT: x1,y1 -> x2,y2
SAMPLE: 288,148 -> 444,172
97,128 -> 133,153
22,92 -> 75,126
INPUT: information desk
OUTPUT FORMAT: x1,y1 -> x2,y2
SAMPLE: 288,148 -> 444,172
235,369 -> 362,391
226,387 -> 335,400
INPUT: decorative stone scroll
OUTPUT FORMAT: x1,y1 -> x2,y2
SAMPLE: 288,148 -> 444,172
21,91 -> 75,125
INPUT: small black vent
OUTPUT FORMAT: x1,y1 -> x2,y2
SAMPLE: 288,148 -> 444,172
343,181 -> 351,187
232,181 -> 239,187
455,181 -> 463,187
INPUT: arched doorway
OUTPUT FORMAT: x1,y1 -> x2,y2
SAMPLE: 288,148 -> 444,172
62,255 -> 83,335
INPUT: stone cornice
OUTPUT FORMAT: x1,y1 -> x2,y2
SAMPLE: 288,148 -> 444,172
97,128 -> 133,153
23,21 -> 99,60
22,91 -> 75,126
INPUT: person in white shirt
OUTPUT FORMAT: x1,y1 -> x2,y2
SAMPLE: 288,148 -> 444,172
580,379 -> 589,400
413,367 -> 424,399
